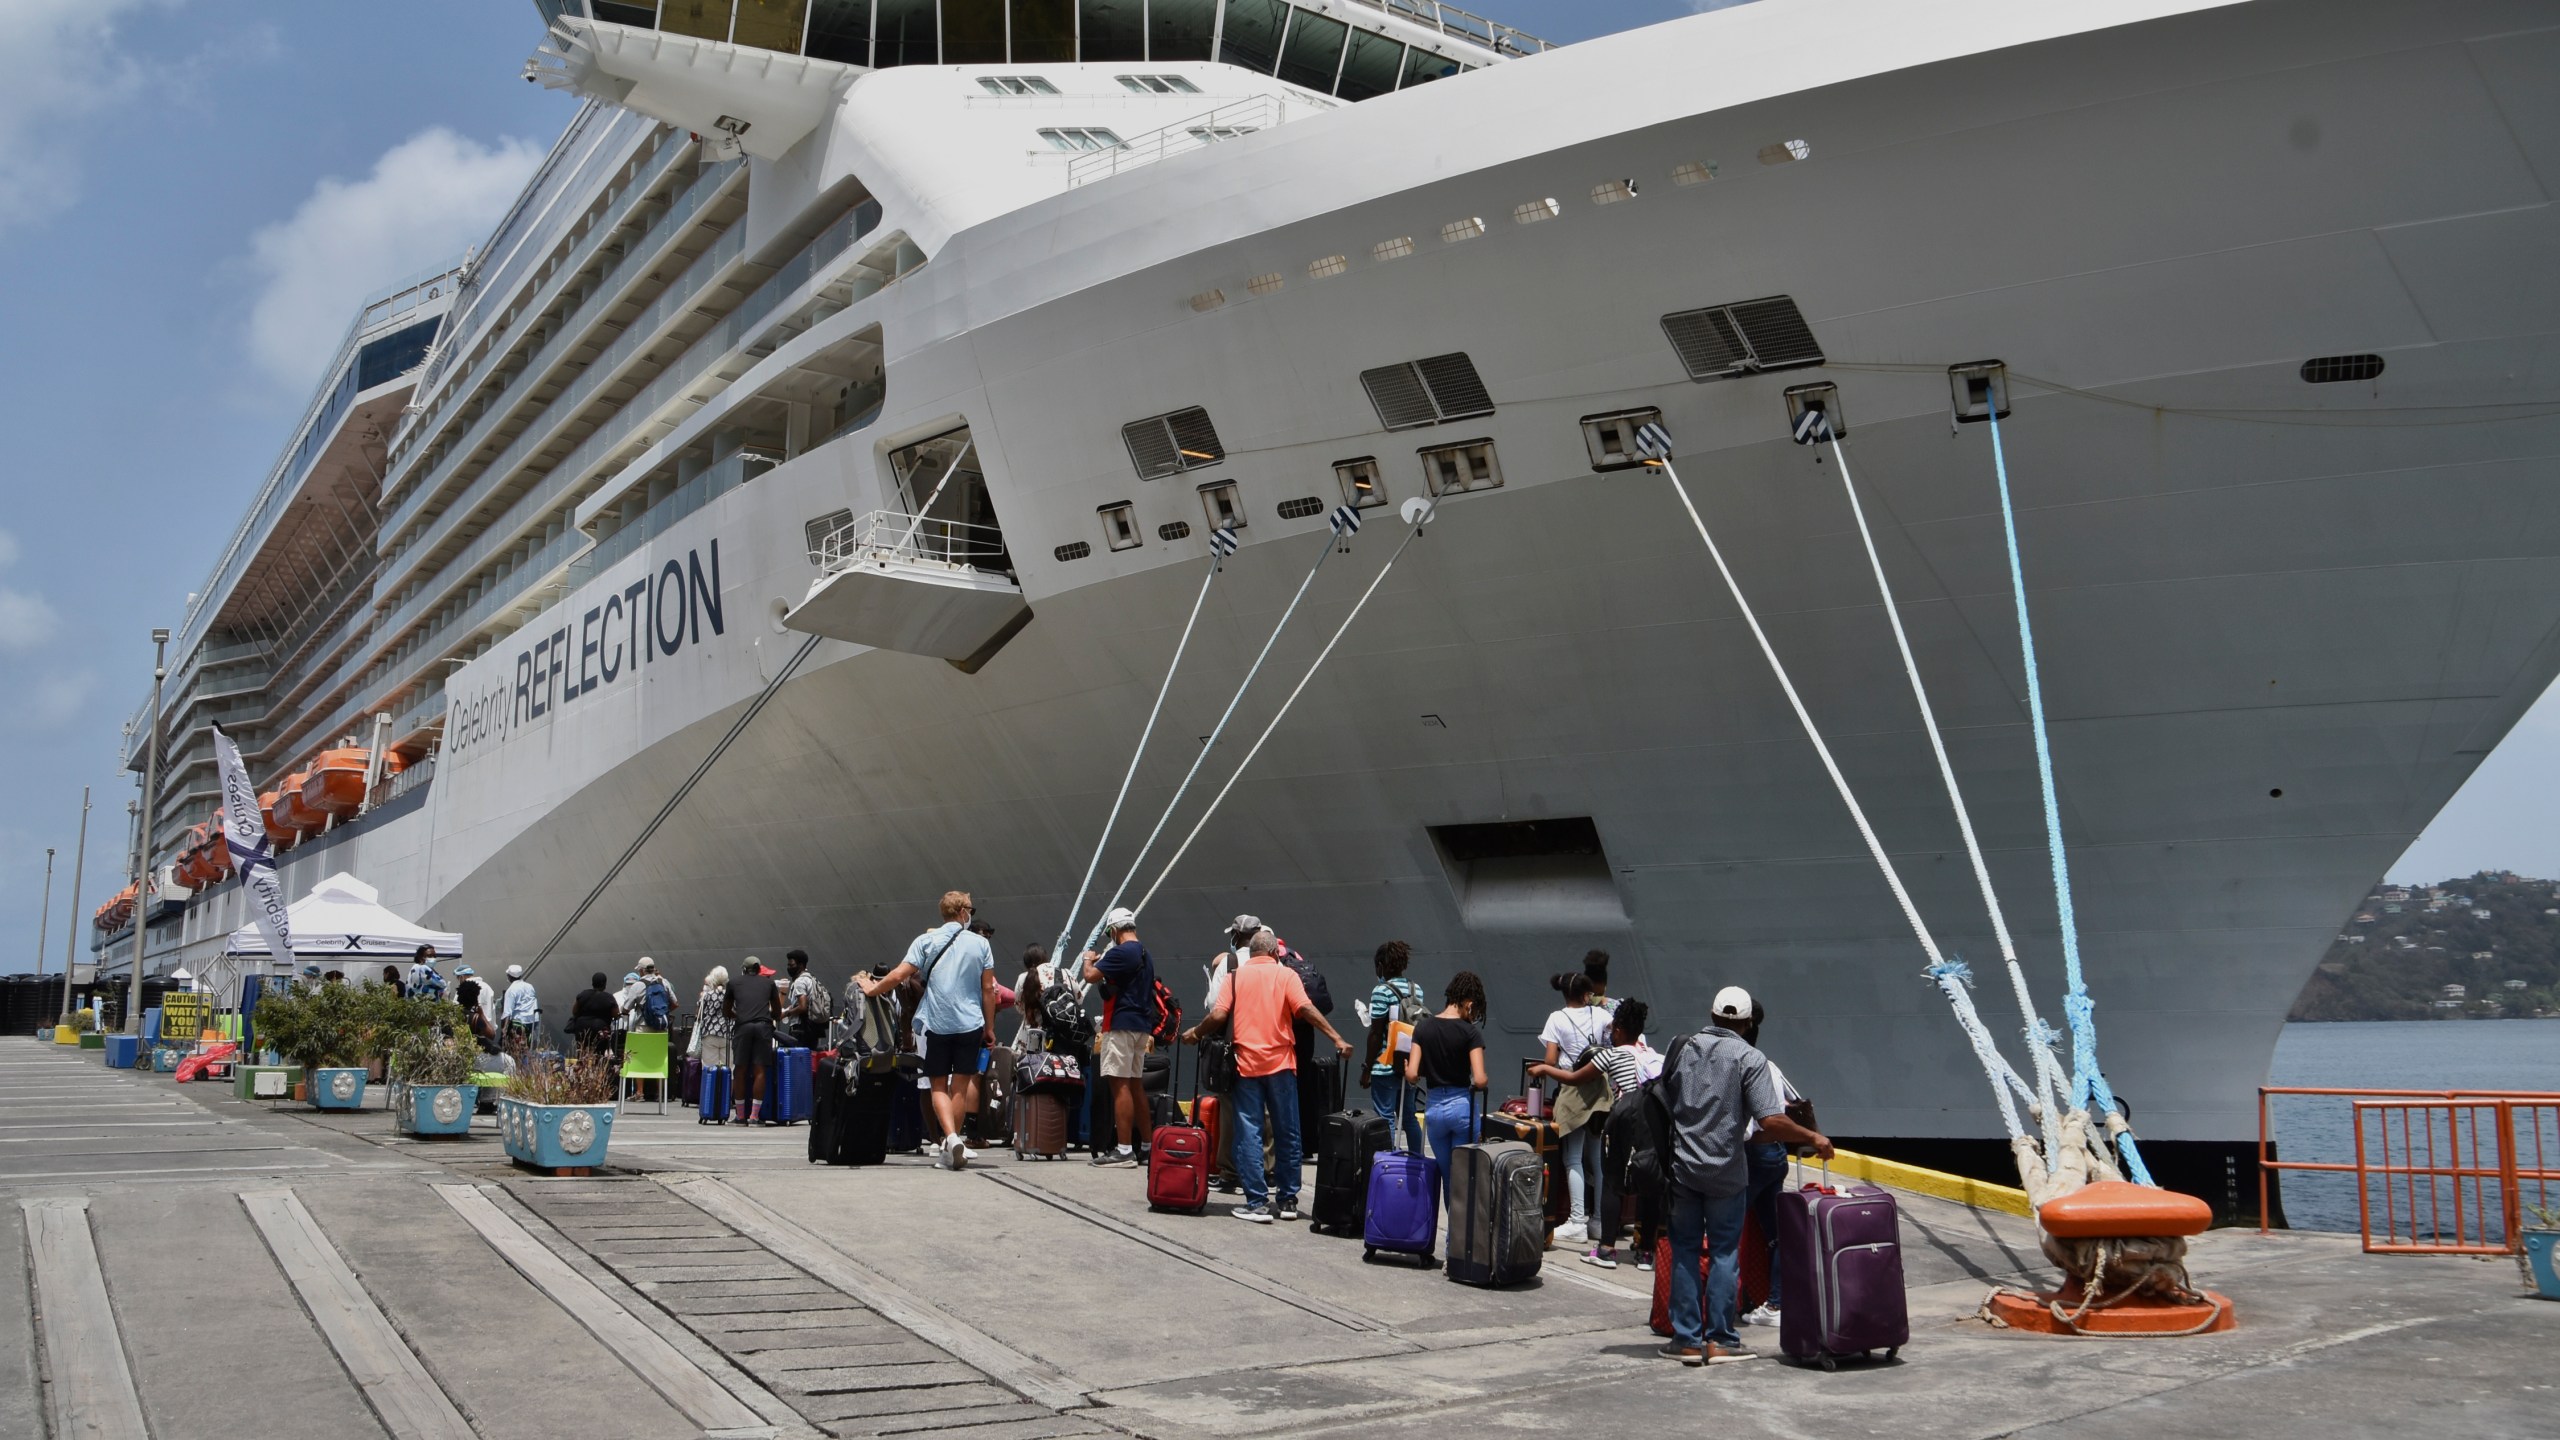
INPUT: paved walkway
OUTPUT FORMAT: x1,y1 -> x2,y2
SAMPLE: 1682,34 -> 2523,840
4,1042 -> 2552,1439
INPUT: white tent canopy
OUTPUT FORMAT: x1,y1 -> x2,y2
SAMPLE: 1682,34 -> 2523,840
224,872 -> 464,961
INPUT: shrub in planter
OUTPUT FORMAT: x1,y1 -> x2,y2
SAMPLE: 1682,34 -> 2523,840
499,1054 -> 619,1169
389,1028 -> 481,1138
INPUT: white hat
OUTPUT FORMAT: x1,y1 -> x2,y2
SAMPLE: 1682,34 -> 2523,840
1228,913 -> 1262,936
1102,906 -> 1138,933
506,964 -> 524,979
1711,986 -> 1753,1022
637,956 -> 658,972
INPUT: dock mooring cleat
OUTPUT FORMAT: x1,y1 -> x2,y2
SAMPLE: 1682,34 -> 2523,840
1983,1180 -> 2235,1336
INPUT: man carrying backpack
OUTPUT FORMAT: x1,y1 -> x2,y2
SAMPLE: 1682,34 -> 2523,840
783,950 -> 831,1048
631,958 -> 674,1032
1649,987 -> 1831,1366
1080,907 -> 1159,1167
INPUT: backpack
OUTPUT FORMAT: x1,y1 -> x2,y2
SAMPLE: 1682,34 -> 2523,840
1042,969 -> 1096,1048
1629,1034 -> 1696,1197
639,978 -> 672,1027
1147,978 -> 1182,1048
803,974 -> 832,1023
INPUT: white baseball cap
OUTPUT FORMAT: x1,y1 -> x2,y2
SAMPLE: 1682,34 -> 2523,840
1711,986 -> 1754,1022
1102,907 -> 1138,933
506,964 -> 524,978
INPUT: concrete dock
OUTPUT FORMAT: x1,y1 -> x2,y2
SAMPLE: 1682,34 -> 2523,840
4,1042 -> 2548,1439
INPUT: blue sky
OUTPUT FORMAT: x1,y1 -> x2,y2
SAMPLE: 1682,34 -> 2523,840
0,0 -> 2538,977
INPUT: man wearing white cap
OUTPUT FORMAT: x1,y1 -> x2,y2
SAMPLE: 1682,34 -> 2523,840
1651,985 -> 1831,1367
501,964 -> 541,1048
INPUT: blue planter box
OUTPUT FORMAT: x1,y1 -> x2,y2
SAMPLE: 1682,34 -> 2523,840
311,1067 -> 369,1110
498,1099 -> 614,1170
103,1034 -> 140,1069
2526,1231 -> 2560,1300
151,1047 -> 182,1073
392,1083 -> 479,1137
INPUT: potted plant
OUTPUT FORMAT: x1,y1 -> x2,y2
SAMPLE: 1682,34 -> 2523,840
499,1053 -> 619,1171
2524,1203 -> 2560,1301
387,1026 -> 481,1137
247,981 -> 372,1109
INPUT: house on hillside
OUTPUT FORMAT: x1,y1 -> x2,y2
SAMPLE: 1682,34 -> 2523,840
2444,984 -> 2468,998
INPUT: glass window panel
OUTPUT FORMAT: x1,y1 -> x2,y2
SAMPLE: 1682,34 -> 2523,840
1335,27 -> 1401,100
1079,0 -> 1143,61
731,0 -> 807,50
589,1 -> 663,26
1149,0 -> 1215,61
1274,7 -> 1346,92
1218,0 -> 1288,74
873,0 -> 936,64
660,0 -> 734,39
1401,45 -> 1461,89
943,0 -> 1005,61
1011,0 -> 1073,60
805,0 -> 868,60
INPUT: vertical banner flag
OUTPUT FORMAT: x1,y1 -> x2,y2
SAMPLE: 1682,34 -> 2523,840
213,727 -> 294,967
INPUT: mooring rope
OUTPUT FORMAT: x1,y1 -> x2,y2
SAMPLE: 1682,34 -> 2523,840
1135,503 -> 1431,914
1047,538 -> 1229,971
1985,409 -> 2154,1186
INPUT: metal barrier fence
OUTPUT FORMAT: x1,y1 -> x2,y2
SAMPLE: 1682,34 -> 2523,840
2260,1087 -> 2560,1253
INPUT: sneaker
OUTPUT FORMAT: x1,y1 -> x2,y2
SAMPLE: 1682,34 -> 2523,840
1276,1200 -> 1302,1222
1233,1204 -> 1274,1224
1658,1343 -> 1704,1367
1580,1248 -> 1619,1270
1636,1256 -> 1656,1273
1553,1221 -> 1588,1245
943,1134 -> 970,1171
1090,1149 -> 1132,1167
1704,1343 -> 1757,1365
1742,1304 -> 1779,1327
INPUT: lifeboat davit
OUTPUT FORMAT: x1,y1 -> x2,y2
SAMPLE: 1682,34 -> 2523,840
260,790 -> 295,845
274,773 -> 326,835
304,748 -> 371,818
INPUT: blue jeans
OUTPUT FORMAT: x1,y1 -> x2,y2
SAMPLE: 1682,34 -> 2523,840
1231,1071 -> 1303,1209
1368,1074 -> 1425,1155
1668,1183 -> 1751,1350
1745,1142 -> 1788,1308
1422,1086 -> 1477,1208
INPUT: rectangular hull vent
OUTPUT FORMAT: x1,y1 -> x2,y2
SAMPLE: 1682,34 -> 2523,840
1361,353 -> 1495,431
1123,406 -> 1225,479
1660,296 -> 1823,381
1428,817 -> 1626,931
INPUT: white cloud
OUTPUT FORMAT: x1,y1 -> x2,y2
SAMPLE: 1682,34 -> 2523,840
0,0 -> 167,233
8,671 -> 93,730
0,527 -> 19,570
243,128 -> 545,390
0,589 -> 58,651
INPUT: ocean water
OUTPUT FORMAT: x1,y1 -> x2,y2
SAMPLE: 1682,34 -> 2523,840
2265,1019 -> 2560,1234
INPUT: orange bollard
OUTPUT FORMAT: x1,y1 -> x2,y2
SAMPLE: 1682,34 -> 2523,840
1983,1182 -> 2236,1336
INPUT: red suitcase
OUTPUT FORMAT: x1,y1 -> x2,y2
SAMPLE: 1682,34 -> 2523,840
1147,1047 -> 1211,1214
1649,1212 -> 1769,1337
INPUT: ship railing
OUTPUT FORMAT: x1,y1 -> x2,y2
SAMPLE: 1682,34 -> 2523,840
2258,1086 -> 2560,1253
1342,0 -> 1554,58
1068,95 -> 1316,186
375,752 -> 435,807
810,510 -> 1011,577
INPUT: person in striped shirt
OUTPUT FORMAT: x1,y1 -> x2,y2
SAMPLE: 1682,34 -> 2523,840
1356,940 -> 1430,1155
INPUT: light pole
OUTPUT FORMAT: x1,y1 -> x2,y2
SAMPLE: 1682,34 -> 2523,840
34,846 -> 53,981
127,628 -> 168,1035
58,787 -> 88,1024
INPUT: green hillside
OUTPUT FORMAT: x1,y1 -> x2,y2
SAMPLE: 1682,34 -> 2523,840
2291,872 -> 2560,1021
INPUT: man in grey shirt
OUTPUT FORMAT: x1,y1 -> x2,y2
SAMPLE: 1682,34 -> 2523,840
1655,986 -> 1831,1366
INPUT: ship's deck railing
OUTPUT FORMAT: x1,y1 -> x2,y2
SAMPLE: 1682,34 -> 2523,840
809,509 -> 1011,578
1345,0 -> 1553,58
2260,1086 -> 2560,1253
1068,95 -> 1318,186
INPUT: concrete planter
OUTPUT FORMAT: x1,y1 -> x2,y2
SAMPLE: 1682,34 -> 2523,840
2525,1230 -> 2560,1300
390,1082 -> 479,1138
311,1067 -> 369,1110
497,1099 -> 615,1170
236,1064 -> 302,1101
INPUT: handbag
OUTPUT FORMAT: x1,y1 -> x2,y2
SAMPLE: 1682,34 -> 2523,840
1018,1048 -> 1084,1094
1199,1034 -> 1238,1095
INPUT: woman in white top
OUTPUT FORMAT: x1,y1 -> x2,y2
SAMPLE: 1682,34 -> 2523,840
1528,969 -> 1617,1244
1543,999 -> 1660,1269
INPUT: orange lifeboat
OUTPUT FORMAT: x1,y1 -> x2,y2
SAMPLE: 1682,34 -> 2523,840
199,820 -> 234,882
260,790 -> 296,845
274,773 -> 326,835
304,747 -> 372,818
177,823 -> 215,886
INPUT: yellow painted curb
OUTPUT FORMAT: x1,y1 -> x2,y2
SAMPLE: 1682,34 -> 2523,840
1818,1147 -> 2035,1218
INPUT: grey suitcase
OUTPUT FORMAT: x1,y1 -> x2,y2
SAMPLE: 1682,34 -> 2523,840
1446,1138 -> 1545,1286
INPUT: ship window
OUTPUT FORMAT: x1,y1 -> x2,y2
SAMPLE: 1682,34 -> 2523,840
1198,479 -> 1245,532
1673,160 -> 1717,186
1187,125 -> 1257,142
1039,126 -> 1125,151
1218,0 -> 1288,74
943,0 -> 1005,63
661,0 -> 736,41
1373,235 -> 1414,262
732,0 -> 809,52
873,0 -> 936,65
1081,1 -> 1145,61
1591,179 -> 1637,205
1056,540 -> 1093,562
1401,46 -> 1462,89
1308,254 -> 1348,279
2301,353 -> 2385,384
1581,408 -> 1661,472
1247,272 -> 1284,295
1335,456 -> 1386,509
1159,520 -> 1193,541
1011,0 -> 1075,62
1660,295 -> 1824,381
1440,217 -> 1485,244
1760,137 -> 1812,165
979,75 -> 1061,95
1122,407 -> 1224,479
1361,353 -> 1494,431
1419,439 -> 1502,496
804,507 -> 858,561
1116,73 -> 1200,93
1277,8 -> 1349,92
1335,27 -> 1403,101
1276,495 -> 1324,520
592,1 -> 663,26
805,0 -> 871,62
1099,502 -> 1142,552
1149,0 -> 1214,61
1512,197 -> 1558,225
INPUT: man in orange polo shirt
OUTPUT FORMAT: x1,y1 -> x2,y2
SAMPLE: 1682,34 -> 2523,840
1185,929 -> 1352,1223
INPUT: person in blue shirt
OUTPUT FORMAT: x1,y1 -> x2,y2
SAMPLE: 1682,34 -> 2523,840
859,890 -> 996,1171
1079,907 -> 1159,1167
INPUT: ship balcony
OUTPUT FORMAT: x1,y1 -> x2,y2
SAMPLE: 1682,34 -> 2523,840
784,510 -> 1029,665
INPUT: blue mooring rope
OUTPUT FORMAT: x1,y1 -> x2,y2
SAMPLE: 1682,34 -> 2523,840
1986,409 -> 2154,1186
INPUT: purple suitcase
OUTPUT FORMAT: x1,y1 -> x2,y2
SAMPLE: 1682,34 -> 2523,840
1775,1180 -> 1908,1368
1362,1149 -> 1440,1262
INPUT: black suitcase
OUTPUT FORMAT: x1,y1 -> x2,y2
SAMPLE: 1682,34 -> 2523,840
1446,1139 -> 1546,1286
809,1056 -> 850,1163
1312,1107 -> 1392,1235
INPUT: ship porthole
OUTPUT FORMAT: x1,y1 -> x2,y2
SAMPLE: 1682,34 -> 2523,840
769,598 -> 791,634
2269,788 -> 2284,798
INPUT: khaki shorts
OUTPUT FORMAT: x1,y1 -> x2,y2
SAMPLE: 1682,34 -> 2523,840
1097,1030 -> 1153,1079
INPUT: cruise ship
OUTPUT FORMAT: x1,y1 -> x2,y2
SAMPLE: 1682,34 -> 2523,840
102,0 -> 2560,1210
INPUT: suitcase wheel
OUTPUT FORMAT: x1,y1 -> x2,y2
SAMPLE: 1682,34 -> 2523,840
1886,1347 -> 1899,1360
1362,1246 -> 1375,1261
1818,1355 -> 1838,1373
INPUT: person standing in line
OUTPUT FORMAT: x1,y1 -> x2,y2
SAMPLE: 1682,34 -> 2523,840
1276,937 -> 1337,1157
612,971 -> 645,1039
1533,969 -> 1617,1247
1080,907 -> 1160,1167
859,891 -> 996,1170
724,958 -> 782,1125
567,972 -> 620,1056
1358,941 -> 1430,1155
500,964 -> 541,1049
1185,929 -> 1352,1222
408,945 -> 446,1001
1734,996 -> 1802,1327
1653,985 -> 1832,1367
1550,998 -> 1661,1270
1405,971 -> 1490,1212
1202,915 -> 1261,1192
694,965 -> 734,1072
380,965 -> 408,998
783,950 -> 829,1049
453,966 -> 489,1047
630,959 -> 674,1033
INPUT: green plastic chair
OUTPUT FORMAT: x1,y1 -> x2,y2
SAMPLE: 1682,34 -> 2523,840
620,1030 -> 670,1115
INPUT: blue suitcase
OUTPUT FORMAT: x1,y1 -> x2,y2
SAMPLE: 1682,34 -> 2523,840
764,1047 -> 812,1124
697,1065 -> 732,1124
1363,1149 -> 1441,1263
